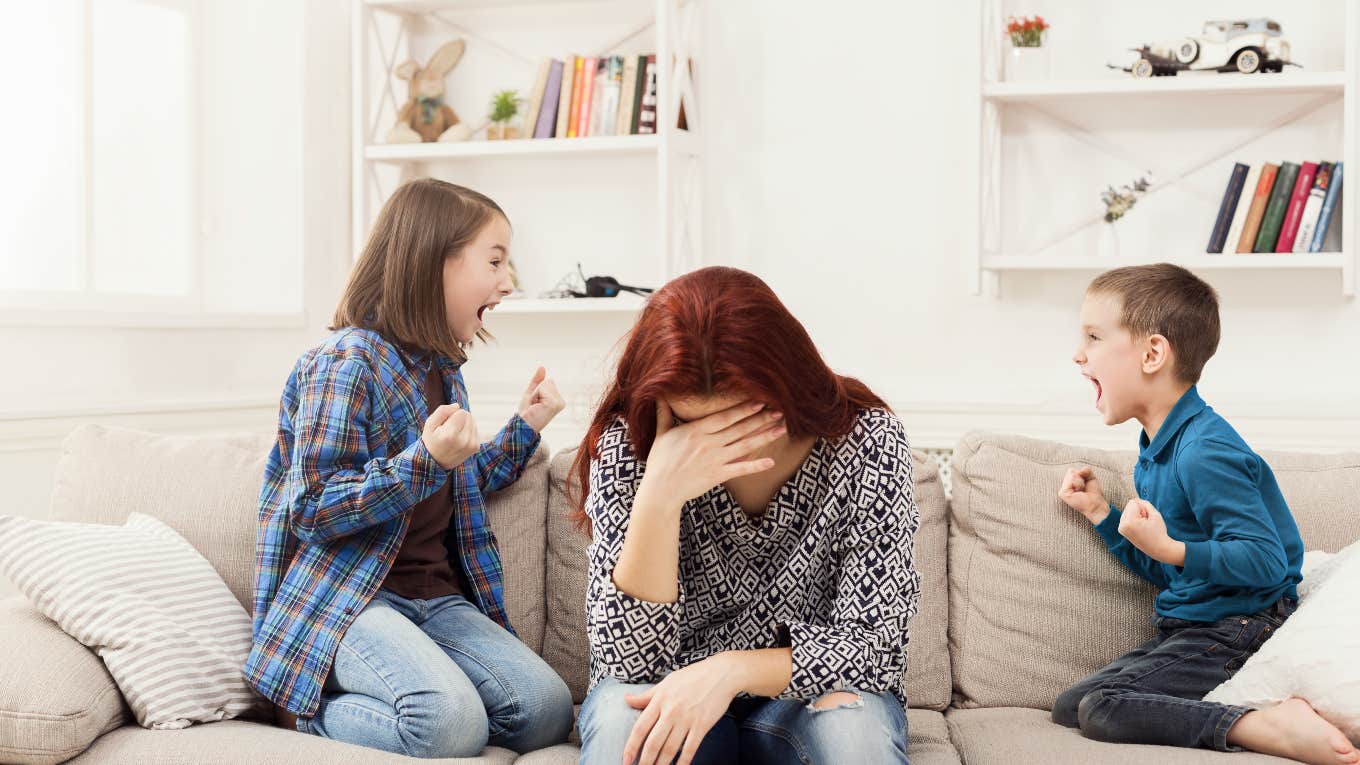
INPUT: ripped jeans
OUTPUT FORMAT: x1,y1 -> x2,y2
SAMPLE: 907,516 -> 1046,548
577,676 -> 909,764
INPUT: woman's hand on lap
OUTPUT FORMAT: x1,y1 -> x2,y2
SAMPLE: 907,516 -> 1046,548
623,655 -> 743,765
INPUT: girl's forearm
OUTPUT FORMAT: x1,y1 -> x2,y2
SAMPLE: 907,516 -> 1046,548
610,485 -> 683,603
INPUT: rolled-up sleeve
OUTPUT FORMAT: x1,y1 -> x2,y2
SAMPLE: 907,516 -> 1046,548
585,423 -> 683,685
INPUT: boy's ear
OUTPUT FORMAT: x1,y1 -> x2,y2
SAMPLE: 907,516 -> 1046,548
1142,334 -> 1173,375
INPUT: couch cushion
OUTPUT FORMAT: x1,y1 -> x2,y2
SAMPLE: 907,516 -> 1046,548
47,424 -> 551,653
0,597 -> 128,765
947,431 -> 1360,710
0,514 -> 270,729
542,445 -> 952,710
49,425 -> 275,610
945,707 -> 1295,764
65,719 -> 518,764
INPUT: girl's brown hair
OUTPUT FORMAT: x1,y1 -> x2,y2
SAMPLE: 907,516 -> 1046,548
331,178 -> 507,362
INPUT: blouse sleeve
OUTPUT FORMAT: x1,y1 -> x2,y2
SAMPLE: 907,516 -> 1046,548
776,413 -> 921,700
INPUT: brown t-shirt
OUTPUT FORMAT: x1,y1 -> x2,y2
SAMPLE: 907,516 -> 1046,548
381,363 -> 465,599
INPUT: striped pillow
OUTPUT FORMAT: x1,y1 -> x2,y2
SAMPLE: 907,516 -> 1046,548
0,512 -> 270,729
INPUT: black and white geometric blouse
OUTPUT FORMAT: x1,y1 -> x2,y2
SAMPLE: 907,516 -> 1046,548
585,407 -> 921,701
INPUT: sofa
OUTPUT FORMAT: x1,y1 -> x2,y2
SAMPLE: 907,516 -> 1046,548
2,424 -> 1357,764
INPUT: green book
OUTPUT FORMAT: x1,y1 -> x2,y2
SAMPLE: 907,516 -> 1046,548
1253,161 -> 1299,252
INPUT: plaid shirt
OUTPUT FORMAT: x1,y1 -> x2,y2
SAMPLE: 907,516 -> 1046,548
244,328 -> 540,716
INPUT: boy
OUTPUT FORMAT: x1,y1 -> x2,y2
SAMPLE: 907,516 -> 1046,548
1054,263 -> 1357,765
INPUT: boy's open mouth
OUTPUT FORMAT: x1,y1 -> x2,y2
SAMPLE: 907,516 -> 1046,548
1089,376 -> 1102,406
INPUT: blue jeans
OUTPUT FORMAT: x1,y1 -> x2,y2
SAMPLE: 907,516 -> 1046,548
296,588 -> 574,758
578,676 -> 910,765
1052,597 -> 1296,751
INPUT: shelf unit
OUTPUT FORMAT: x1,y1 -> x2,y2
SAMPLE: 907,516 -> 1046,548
975,1 -> 1359,298
351,0 -> 702,315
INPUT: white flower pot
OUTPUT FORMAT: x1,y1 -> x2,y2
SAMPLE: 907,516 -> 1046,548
1098,222 -> 1120,259
1006,46 -> 1050,82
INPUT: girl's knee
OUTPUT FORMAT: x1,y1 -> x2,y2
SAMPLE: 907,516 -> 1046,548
797,690 -> 907,761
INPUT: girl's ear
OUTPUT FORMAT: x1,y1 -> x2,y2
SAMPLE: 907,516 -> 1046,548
426,40 -> 466,78
394,60 -> 419,81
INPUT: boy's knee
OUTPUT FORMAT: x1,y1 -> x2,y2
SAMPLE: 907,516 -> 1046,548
1075,687 -> 1119,741
1051,686 -> 1085,728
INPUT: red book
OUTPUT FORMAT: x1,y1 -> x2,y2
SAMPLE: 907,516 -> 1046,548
575,56 -> 598,138
1275,161 -> 1318,252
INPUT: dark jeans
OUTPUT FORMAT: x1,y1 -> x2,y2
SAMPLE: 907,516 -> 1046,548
1052,597 -> 1296,751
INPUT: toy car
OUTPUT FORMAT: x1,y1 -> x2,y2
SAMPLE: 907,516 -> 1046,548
1112,18 -> 1295,77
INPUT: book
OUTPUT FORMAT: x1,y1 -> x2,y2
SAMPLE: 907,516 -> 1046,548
1275,161 -> 1318,252
1310,162 -> 1344,252
1236,163 -> 1278,252
575,56 -> 598,137
629,54 -> 649,134
1207,163 -> 1249,253
565,56 -> 584,138
1223,164 -> 1261,255
534,59 -> 564,139
523,58 -> 552,141
593,56 -> 622,137
616,55 -> 639,136
1253,161 -> 1298,252
637,55 -> 658,134
1293,162 -> 1332,252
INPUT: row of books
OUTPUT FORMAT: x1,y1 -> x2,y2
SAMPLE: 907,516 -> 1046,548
1208,161 -> 1344,254
522,55 -> 659,140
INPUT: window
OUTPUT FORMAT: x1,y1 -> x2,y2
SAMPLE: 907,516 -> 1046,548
0,0 -> 304,323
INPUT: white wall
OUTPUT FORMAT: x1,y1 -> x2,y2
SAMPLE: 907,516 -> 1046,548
697,0 -> 1360,453
4,0 -> 1358,598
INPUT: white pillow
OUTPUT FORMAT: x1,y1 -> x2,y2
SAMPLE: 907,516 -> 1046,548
1205,540 -> 1360,744
0,513 -> 270,730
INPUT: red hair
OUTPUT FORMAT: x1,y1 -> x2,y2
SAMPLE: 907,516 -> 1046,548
568,266 -> 891,528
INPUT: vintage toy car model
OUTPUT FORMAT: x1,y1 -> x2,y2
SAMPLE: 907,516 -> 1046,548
1113,18 -> 1295,77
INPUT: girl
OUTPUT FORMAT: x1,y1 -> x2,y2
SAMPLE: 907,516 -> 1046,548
244,179 -> 574,758
571,266 -> 922,765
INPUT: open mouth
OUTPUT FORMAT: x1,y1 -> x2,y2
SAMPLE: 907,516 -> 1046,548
477,302 -> 497,321
1088,375 -> 1103,407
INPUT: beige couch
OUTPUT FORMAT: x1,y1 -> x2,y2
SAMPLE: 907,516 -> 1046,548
2,425 -> 1357,765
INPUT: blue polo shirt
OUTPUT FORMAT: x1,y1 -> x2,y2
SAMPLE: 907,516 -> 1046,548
1094,386 -> 1303,622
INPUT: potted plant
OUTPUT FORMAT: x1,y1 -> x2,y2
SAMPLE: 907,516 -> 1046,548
487,89 -> 523,140
1005,15 -> 1051,81
1098,173 -> 1153,258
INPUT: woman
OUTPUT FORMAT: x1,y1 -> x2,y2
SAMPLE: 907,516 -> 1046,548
571,266 -> 922,765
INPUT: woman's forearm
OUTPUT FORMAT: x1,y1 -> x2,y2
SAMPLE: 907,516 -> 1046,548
610,484 -> 684,603
722,647 -> 793,697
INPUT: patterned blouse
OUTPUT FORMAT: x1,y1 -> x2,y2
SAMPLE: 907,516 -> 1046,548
584,407 -> 921,701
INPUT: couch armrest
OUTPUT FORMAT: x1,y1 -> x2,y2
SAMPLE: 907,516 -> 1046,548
0,597 -> 128,765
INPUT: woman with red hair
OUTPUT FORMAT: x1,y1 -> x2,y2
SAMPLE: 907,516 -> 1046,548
571,266 -> 920,764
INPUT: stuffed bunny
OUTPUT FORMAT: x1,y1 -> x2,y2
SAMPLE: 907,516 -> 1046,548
386,39 -> 471,143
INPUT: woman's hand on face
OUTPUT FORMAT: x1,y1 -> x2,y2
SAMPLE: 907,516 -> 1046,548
638,399 -> 785,507
517,366 -> 565,433
623,655 -> 743,765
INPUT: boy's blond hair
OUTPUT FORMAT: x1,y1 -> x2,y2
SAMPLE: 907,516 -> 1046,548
1088,263 -> 1220,384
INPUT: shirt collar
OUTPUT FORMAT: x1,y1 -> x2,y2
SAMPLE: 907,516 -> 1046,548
1139,385 -> 1206,461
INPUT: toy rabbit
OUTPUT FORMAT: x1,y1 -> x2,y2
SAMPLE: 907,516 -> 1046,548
386,39 -> 472,143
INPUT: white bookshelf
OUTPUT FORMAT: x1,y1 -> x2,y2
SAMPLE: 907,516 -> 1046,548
351,0 -> 702,315
975,1 -> 1358,298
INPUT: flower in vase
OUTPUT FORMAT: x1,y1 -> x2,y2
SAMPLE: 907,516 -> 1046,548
1007,15 -> 1050,47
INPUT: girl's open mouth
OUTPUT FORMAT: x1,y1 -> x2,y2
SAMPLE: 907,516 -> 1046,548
477,303 -> 495,321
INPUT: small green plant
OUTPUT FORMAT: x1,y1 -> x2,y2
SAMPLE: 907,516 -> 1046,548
489,90 -> 521,123
1102,173 -> 1153,222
